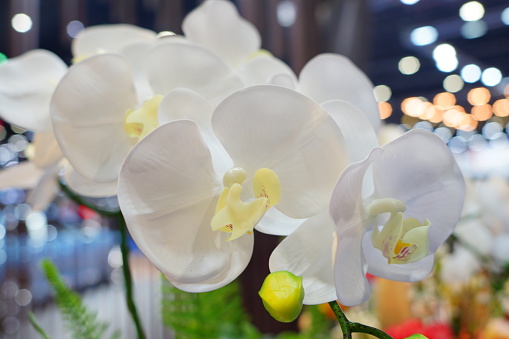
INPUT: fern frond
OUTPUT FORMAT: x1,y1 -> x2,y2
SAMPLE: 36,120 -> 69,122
28,312 -> 53,339
41,259 -> 119,339
161,276 -> 261,339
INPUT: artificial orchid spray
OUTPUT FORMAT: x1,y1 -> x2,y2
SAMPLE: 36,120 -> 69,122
0,0 -> 466,338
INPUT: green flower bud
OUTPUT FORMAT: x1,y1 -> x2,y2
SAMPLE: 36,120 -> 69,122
405,335 -> 428,339
258,271 -> 304,323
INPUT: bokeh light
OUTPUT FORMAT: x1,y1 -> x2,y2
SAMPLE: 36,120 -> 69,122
398,56 -> 420,75
493,99 -> 509,117
502,7 -> 509,25
277,0 -> 297,27
433,44 -> 458,72
443,74 -> 464,92
481,67 -> 503,87
468,87 -> 491,105
461,64 -> 482,83
401,0 -> 420,4
66,20 -> 85,38
410,26 -> 438,46
434,92 -> 456,109
11,13 -> 32,33
472,104 -> 493,121
378,102 -> 393,119
0,53 -> 7,65
373,85 -> 392,102
461,20 -> 487,39
459,1 -> 485,21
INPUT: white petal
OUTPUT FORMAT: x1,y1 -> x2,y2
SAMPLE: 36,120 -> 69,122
120,41 -> 155,103
334,227 -> 370,306
299,54 -> 380,132
238,55 -> 297,87
31,132 -> 63,168
146,41 -> 243,105
213,85 -> 348,218
362,230 -> 435,281
65,164 -> 118,197
0,50 -> 67,131
322,99 -> 379,163
0,162 -> 43,190
330,148 -> 382,233
182,0 -> 261,67
72,24 -> 157,59
269,212 -> 337,304
158,89 -> 233,175
51,54 -> 137,183
372,130 -> 465,252
26,162 -> 61,211
255,207 -> 306,236
119,120 -> 249,289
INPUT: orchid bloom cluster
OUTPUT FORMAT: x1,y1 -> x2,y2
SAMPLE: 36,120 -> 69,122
0,0 -> 466,325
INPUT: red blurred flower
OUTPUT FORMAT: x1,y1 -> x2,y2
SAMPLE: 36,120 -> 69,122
385,319 -> 454,339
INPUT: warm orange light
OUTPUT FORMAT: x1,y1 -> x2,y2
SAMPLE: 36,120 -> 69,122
420,104 -> 437,120
457,114 -> 478,132
493,99 -> 509,117
378,102 -> 393,119
401,97 -> 427,117
443,109 -> 464,128
504,84 -> 509,98
433,92 -> 456,109
428,107 -> 444,123
468,87 -> 491,106
471,104 -> 493,121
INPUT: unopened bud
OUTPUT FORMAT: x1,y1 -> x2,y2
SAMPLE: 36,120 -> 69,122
258,271 -> 304,323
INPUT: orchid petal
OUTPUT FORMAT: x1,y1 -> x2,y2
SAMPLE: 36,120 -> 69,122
213,85 -> 347,219
51,54 -> 137,183
158,89 -> 232,174
270,212 -> 336,304
31,132 -> 63,168
26,162 -> 61,211
0,162 -> 43,190
182,0 -> 261,67
299,54 -> 380,132
65,165 -> 118,197
334,226 -> 370,306
322,99 -> 378,163
0,50 -> 67,131
72,24 -> 157,60
372,130 -> 465,252
238,55 -> 297,87
120,41 -> 155,103
146,41 -> 243,105
362,231 -> 435,281
119,121 -> 250,289
255,207 -> 306,236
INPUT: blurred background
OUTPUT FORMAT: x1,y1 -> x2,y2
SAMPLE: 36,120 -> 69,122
0,0 -> 508,338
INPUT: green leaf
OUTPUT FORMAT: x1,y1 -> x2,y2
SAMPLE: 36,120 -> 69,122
28,312 -> 53,339
40,259 -> 119,339
160,276 -> 262,339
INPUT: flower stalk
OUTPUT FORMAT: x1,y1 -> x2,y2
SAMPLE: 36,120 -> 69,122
328,301 -> 394,339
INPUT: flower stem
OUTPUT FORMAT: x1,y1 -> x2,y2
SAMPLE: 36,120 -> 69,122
328,301 -> 394,339
117,213 -> 146,339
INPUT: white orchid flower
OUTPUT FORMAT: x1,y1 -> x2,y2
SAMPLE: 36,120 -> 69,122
50,32 -> 245,196
183,0 -> 298,87
117,85 -> 348,292
271,130 -> 465,306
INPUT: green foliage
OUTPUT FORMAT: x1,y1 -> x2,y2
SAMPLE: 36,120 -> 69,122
161,276 -> 262,339
28,312 -> 53,339
40,259 -> 120,339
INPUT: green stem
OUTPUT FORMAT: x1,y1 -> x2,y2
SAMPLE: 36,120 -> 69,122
117,213 -> 146,339
328,301 -> 394,339
58,181 -> 119,217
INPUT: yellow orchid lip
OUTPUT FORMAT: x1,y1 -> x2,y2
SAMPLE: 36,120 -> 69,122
368,198 -> 430,265
123,95 -> 163,140
212,167 -> 281,241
